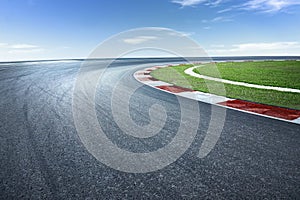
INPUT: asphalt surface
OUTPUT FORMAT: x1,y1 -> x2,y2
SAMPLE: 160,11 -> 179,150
0,59 -> 299,199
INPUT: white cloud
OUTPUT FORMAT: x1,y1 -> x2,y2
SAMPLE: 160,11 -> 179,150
172,0 -> 300,14
168,31 -> 194,37
0,43 -> 8,47
172,0 -> 223,7
123,36 -> 158,45
9,44 -> 38,49
202,16 -> 233,23
232,42 -> 300,50
242,0 -> 300,13
207,41 -> 300,56
205,0 -> 223,7
172,0 -> 207,7
10,44 -> 39,49
0,42 -> 79,62
0,43 -> 42,53
0,43 -> 39,49
217,8 -> 232,13
8,48 -> 44,54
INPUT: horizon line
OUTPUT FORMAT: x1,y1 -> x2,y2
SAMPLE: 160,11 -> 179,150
1,55 -> 300,64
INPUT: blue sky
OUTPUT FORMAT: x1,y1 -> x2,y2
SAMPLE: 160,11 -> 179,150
0,0 -> 300,61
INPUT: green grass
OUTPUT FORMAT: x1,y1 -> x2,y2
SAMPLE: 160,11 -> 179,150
194,61 -> 300,89
150,61 -> 300,110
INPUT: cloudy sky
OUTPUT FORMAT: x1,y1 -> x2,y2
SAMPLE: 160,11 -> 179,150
1,0 -> 300,61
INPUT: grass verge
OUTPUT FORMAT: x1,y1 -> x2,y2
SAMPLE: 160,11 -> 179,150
150,61 -> 300,110
194,61 -> 300,89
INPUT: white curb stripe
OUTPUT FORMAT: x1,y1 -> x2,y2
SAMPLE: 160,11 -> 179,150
135,74 -> 151,78
177,91 -> 231,104
143,81 -> 173,87
292,117 -> 300,124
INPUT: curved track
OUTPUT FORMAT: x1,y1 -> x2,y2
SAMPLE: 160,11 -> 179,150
0,59 -> 299,199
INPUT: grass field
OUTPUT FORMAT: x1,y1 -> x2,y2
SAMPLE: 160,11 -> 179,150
151,61 -> 300,110
194,61 -> 300,89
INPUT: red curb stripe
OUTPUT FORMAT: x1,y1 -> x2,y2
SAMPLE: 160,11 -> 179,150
156,85 -> 194,93
218,100 -> 300,120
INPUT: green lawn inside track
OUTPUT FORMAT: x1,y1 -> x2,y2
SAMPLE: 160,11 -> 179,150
150,61 -> 300,110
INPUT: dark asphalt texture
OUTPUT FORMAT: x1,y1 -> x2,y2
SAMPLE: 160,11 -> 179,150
0,59 -> 299,199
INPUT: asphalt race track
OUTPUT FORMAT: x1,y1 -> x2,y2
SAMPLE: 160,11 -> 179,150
0,59 -> 299,199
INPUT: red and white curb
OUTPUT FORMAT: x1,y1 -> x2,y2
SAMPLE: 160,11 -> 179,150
134,65 -> 300,125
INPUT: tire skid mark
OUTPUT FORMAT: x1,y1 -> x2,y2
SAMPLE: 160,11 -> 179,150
22,97 -> 60,198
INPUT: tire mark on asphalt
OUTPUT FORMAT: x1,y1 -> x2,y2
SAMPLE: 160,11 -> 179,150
22,101 -> 59,198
